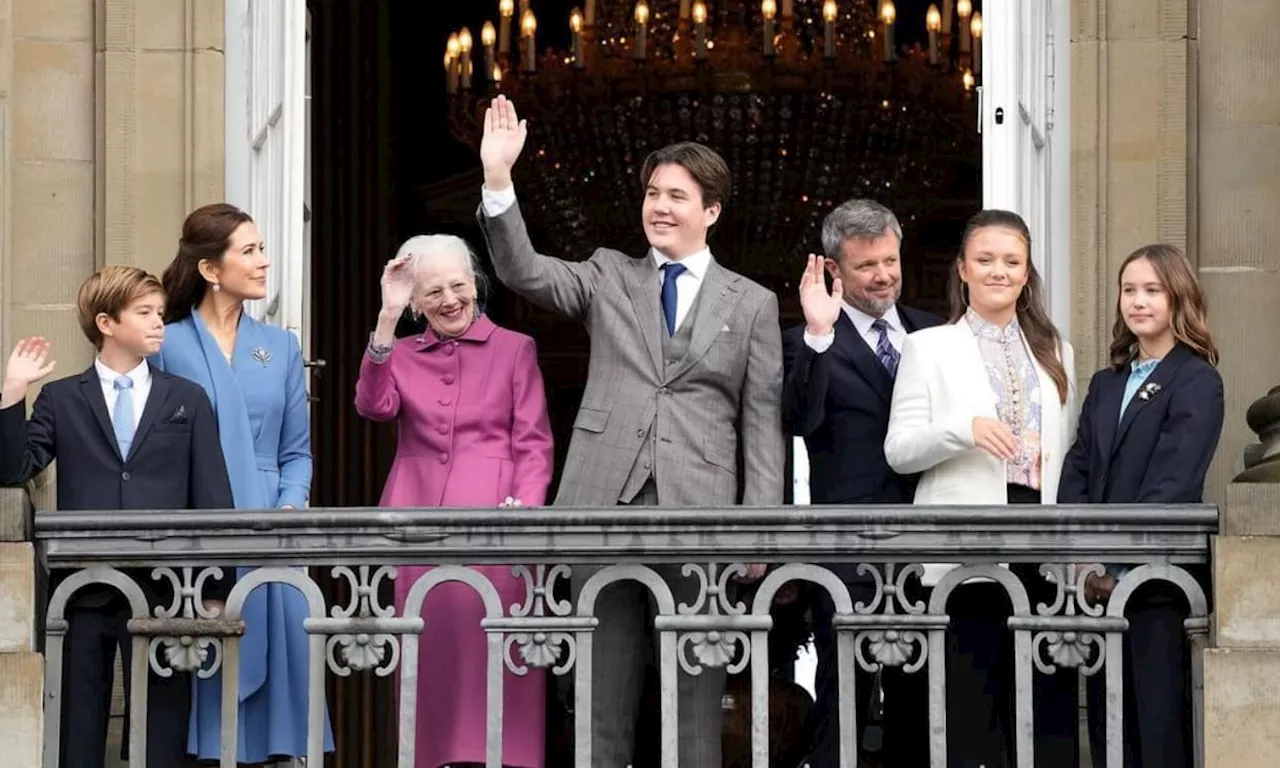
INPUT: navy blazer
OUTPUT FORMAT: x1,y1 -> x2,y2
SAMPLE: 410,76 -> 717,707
783,304 -> 943,504
0,364 -> 233,511
0,364 -> 234,603
1058,343 -> 1224,504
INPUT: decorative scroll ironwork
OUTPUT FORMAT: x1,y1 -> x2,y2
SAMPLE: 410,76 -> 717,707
1031,563 -> 1107,676
34,505 -> 1218,768
327,565 -> 400,677
852,562 -> 930,673
149,566 -> 225,678
677,562 -> 752,675
505,563 -> 577,675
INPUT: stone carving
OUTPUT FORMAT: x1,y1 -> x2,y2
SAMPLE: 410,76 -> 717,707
1236,384 -> 1280,482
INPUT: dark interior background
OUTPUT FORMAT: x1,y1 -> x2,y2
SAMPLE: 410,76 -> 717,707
306,1 -> 980,763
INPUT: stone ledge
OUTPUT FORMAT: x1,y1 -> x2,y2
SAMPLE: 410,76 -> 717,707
0,543 -> 35,653
0,652 -> 43,768
1223,483 -> 1280,536
0,487 -> 33,543
1214,536 -> 1280,648
1204,647 -> 1280,768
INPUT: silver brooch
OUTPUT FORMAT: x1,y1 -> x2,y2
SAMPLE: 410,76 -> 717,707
251,347 -> 272,367
1137,381 -> 1162,401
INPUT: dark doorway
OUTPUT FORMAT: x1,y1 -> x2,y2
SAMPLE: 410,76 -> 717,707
307,1 -> 980,764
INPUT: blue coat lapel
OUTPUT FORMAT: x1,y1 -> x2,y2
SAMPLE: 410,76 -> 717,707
185,312 -> 271,509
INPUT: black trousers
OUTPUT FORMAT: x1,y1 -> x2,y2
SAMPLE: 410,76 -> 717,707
60,596 -> 191,768
1085,581 -> 1195,767
806,571 -> 930,768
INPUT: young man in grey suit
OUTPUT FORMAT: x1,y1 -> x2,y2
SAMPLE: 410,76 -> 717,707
477,95 -> 785,768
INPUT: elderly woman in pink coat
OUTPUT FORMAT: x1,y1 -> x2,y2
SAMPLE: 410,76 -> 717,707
355,234 -> 553,768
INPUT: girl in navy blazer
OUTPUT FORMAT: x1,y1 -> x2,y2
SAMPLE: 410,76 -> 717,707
1058,243 -> 1223,767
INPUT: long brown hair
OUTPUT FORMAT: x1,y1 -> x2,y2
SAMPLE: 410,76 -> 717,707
947,209 -> 1070,405
1109,243 -> 1218,369
162,203 -> 254,323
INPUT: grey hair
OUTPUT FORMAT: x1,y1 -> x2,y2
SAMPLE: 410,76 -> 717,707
820,199 -> 903,262
394,234 -> 490,315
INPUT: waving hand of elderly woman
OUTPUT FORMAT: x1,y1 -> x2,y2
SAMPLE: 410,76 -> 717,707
354,233 -> 553,768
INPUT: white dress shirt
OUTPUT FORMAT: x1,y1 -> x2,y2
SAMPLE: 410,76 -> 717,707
652,247 -> 711,332
482,184 -> 712,331
802,301 -> 906,356
95,358 -> 151,429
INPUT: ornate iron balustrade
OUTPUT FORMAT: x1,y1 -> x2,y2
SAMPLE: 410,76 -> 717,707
35,504 -> 1217,768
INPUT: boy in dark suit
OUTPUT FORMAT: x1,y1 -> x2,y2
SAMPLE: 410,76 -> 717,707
0,265 -> 233,768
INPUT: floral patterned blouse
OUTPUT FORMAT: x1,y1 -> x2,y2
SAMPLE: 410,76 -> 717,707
966,309 -> 1043,489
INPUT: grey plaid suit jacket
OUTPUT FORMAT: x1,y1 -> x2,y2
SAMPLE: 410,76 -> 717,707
478,201 -> 785,508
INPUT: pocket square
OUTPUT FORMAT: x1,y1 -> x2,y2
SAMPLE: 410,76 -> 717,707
166,405 -> 189,424
721,324 -> 731,332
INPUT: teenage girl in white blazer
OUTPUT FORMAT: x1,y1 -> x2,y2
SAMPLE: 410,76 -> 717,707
884,210 -> 1079,767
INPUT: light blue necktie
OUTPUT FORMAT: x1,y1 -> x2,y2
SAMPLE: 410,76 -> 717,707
113,376 -> 136,459
660,262 -> 687,336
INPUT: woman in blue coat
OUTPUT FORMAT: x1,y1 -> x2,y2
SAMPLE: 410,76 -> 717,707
1058,243 -> 1223,767
155,203 -> 333,762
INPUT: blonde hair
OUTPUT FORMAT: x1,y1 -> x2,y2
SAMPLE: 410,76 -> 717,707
77,266 -> 165,349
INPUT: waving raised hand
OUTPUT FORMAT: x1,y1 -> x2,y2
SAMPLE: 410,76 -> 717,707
480,95 -> 528,190
798,254 -> 843,336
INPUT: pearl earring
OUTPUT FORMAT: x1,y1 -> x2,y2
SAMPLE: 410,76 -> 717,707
211,283 -> 221,292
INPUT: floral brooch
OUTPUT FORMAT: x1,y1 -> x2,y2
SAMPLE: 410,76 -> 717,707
1136,381 -> 1162,401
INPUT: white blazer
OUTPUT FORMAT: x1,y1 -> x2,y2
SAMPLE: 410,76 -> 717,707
884,320 -> 1077,506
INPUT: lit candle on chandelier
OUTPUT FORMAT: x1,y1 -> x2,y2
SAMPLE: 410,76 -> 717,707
570,7 -> 584,68
634,1 -> 650,60
762,0 -> 777,57
498,0 -> 514,56
970,11 -> 983,75
926,4 -> 941,65
458,28 -> 474,89
822,0 -> 837,58
481,22 -> 497,79
692,1 -> 708,59
958,0 -> 972,54
520,9 -> 537,72
445,33 -> 460,94
880,1 -> 896,63
962,68 -> 975,92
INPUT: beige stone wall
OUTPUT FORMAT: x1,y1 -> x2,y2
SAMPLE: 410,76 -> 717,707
1069,0 -> 1191,380
1196,0 -> 1280,500
1070,0 -> 1280,503
101,0 -> 224,277
5,0 -> 96,377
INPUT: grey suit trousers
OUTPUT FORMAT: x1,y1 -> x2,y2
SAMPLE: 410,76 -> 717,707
573,481 -> 725,768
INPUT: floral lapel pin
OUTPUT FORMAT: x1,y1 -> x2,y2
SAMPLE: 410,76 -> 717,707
1136,381 -> 1162,401
251,347 -> 272,367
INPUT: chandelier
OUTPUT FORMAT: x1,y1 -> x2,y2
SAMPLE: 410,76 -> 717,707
443,1 -> 984,305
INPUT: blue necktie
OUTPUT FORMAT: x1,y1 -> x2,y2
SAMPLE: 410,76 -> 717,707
660,262 -> 687,336
113,376 -> 136,459
872,319 -> 900,378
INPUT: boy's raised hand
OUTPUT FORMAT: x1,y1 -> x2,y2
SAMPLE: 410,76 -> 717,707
1,338 -> 56,408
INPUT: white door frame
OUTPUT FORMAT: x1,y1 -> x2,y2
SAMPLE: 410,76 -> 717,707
223,0 -> 309,344
982,0 -> 1071,336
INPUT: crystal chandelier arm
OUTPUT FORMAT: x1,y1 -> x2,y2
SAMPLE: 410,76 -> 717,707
477,202 -> 604,323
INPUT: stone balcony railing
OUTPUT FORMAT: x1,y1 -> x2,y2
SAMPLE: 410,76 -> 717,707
28,504 -> 1219,768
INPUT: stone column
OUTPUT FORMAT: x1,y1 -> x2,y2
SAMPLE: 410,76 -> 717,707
1195,0 -> 1280,500
101,0 -> 225,278
1208,388 -> 1280,765
1070,0 -> 1192,378
0,488 -> 41,767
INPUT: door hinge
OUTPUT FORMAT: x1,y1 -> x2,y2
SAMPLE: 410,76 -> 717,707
1046,28 -> 1057,133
